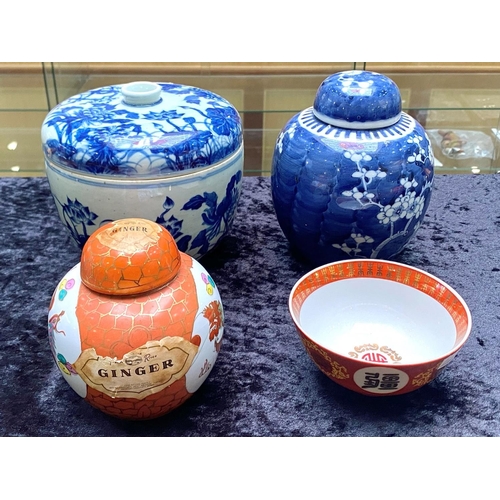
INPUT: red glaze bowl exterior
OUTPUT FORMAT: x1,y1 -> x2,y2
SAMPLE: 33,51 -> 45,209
289,259 -> 472,396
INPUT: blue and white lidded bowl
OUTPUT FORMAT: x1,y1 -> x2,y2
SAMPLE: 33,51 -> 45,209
271,70 -> 435,266
42,81 -> 244,260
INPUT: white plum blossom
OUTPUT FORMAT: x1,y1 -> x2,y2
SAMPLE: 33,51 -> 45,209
406,135 -> 429,165
407,135 -> 424,146
426,134 -> 435,164
332,242 -> 356,255
333,232 -> 374,256
333,135 -> 432,257
342,186 -> 365,199
401,192 -> 416,218
352,167 -> 387,187
351,233 -> 374,244
341,151 -> 388,204
276,123 -> 297,154
344,151 -> 372,163
377,195 -> 408,224
276,131 -> 285,154
341,187 -> 377,203
400,177 -> 418,189
342,159 -> 428,226
408,151 -> 426,164
376,189 -> 426,225
405,191 -> 426,219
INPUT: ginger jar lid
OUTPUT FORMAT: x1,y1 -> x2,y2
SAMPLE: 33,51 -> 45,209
313,70 -> 402,129
41,81 -> 242,177
80,218 -> 181,296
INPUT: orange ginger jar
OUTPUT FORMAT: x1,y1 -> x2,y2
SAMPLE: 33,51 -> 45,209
48,218 -> 224,420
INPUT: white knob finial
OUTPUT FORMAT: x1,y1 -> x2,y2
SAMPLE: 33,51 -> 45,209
121,82 -> 162,105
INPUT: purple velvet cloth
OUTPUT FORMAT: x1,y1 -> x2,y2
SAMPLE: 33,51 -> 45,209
0,174 -> 499,436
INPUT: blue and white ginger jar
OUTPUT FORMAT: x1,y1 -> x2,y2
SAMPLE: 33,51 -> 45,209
271,70 -> 434,265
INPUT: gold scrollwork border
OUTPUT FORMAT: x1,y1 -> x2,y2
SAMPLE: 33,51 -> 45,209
380,346 -> 402,362
302,338 -> 350,380
412,368 -> 435,387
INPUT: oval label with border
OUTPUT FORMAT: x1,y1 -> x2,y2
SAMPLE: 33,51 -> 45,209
353,367 -> 409,394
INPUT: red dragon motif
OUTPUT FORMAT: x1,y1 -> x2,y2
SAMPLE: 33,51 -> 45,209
203,300 -> 224,352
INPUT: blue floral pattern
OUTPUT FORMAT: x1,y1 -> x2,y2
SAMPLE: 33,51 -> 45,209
156,171 -> 242,255
51,170 -> 243,257
42,83 -> 242,177
57,197 -> 99,248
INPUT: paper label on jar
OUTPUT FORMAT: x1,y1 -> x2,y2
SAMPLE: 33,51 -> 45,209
73,336 -> 198,399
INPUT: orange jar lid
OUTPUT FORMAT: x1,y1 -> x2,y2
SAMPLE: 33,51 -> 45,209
80,218 -> 181,295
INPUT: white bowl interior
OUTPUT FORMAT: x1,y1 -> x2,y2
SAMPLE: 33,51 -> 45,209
291,260 -> 471,366
299,278 -> 455,363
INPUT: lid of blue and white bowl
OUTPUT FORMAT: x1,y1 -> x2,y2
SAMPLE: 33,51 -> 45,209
41,81 -> 243,177
313,70 -> 402,129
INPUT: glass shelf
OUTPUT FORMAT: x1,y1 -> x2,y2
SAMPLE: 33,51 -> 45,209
1,62 -> 500,177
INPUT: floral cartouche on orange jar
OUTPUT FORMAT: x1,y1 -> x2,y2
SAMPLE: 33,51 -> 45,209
48,218 -> 224,420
